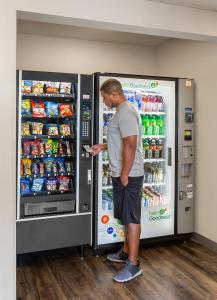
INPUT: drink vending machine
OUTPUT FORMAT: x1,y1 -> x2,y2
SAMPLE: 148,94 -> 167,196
16,70 -> 93,255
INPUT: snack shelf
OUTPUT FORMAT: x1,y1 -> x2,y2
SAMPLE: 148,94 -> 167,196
21,154 -> 73,159
21,115 -> 76,120
21,135 -> 74,140
22,93 -> 76,99
21,173 -> 74,179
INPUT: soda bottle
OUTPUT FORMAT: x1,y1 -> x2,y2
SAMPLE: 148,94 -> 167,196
136,92 -> 142,112
148,140 -> 152,159
155,139 -> 160,159
150,115 -> 156,135
157,116 -> 164,135
151,139 -> 156,158
158,139 -> 164,158
158,96 -> 164,112
143,139 -> 149,159
146,95 -> 152,112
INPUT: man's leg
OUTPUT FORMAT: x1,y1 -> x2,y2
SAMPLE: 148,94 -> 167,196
123,225 -> 129,254
126,223 -> 141,265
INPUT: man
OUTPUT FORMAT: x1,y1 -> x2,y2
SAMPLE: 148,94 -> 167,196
90,78 -> 144,283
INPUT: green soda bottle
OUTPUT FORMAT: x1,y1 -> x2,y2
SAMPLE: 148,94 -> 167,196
151,115 -> 157,135
158,116 -> 164,135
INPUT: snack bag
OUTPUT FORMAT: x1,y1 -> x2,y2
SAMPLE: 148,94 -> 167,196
23,141 -> 31,156
59,141 -> 64,156
22,159 -> 31,176
52,159 -> 58,175
32,160 -> 39,175
59,104 -> 73,117
21,99 -> 31,116
39,161 -> 44,176
46,82 -> 60,94
60,82 -> 71,94
20,178 -> 30,194
59,124 -> 71,136
39,142 -> 45,156
65,141 -> 72,156
44,139 -> 53,155
46,178 -> 57,192
57,158 -> 65,175
45,101 -> 59,116
47,124 -> 58,136
52,140 -> 58,155
21,80 -> 32,94
65,161 -> 72,174
32,101 -> 46,117
32,81 -> 44,94
32,122 -> 43,135
58,176 -> 70,192
20,162 -> 24,176
31,178 -> 44,192
43,158 -> 54,175
21,123 -> 30,136
31,141 -> 40,156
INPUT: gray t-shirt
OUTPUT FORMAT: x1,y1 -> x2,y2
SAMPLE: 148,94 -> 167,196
107,101 -> 144,177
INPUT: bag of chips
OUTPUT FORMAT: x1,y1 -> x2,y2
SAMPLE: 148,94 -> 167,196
59,104 -> 73,117
31,178 -> 44,192
32,122 -> 43,135
39,161 -> 44,176
58,176 -> 70,192
20,163 -> 24,176
59,141 -> 64,156
21,99 -> 31,116
20,178 -> 31,194
46,177 -> 57,192
60,82 -> 72,94
65,141 -> 72,156
39,142 -> 45,156
52,140 -> 58,155
44,139 -> 53,155
46,82 -> 60,94
56,158 -> 66,175
45,101 -> 59,116
65,161 -> 72,174
21,81 -> 32,94
59,124 -> 71,136
22,159 -> 31,176
47,124 -> 58,136
43,158 -> 54,175
32,160 -> 39,176
32,101 -> 46,117
21,123 -> 30,136
32,81 -> 44,94
31,141 -> 40,156
23,141 -> 31,156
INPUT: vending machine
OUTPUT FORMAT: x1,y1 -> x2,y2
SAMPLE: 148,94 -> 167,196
16,70 -> 93,254
93,72 -> 194,250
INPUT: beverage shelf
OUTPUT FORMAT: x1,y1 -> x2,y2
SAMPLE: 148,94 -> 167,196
144,158 -> 165,163
102,185 -> 113,190
143,182 -> 165,187
143,135 -> 166,139
140,112 -> 166,115
103,110 -> 116,114
22,93 -> 75,99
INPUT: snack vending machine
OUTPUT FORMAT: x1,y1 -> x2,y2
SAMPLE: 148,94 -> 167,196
16,70 -> 93,254
93,72 -> 194,250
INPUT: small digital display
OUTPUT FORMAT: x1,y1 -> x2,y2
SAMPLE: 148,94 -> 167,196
185,107 -> 194,123
184,130 -> 192,141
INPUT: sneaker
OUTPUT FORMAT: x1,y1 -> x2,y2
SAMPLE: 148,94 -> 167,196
113,260 -> 143,283
107,248 -> 128,263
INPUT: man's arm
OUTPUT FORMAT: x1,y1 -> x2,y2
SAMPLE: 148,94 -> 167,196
90,143 -> 107,156
121,135 -> 137,186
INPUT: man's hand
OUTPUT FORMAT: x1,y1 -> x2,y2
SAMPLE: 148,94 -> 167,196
90,144 -> 106,156
120,174 -> 128,187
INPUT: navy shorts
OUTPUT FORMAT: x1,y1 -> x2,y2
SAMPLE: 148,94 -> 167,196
112,176 -> 144,225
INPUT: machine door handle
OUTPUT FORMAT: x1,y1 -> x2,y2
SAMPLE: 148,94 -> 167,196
167,147 -> 172,166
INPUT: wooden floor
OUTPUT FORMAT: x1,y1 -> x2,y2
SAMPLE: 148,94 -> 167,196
17,241 -> 217,300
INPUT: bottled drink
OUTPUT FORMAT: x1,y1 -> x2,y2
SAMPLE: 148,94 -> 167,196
148,140 -> 152,159
158,96 -> 164,112
158,116 -> 164,135
150,115 -> 156,135
103,121 -> 108,136
151,139 -> 156,158
158,139 -> 164,158
136,93 -> 142,112
144,115 -> 150,135
143,139 -> 149,159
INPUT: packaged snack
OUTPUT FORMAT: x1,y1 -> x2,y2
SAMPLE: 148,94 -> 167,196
57,158 -> 65,174
52,140 -> 58,155
20,162 -> 24,176
23,141 -> 31,156
60,82 -> 72,94
22,159 -> 31,176
31,178 -> 44,192
58,176 -> 70,192
32,122 -> 43,135
20,178 -> 30,194
59,124 -> 71,136
59,104 -> 73,117
46,82 -> 60,94
43,158 -> 54,175
65,141 -> 72,156
31,141 -> 40,156
21,99 -> 31,116
45,101 -> 59,116
47,124 -> 58,136
44,139 -> 53,155
46,177 -> 57,192
53,159 -> 58,174
21,80 -> 32,94
39,142 -> 45,156
32,160 -> 39,175
59,141 -> 64,155
32,81 -> 44,94
32,101 -> 46,118
39,161 -> 44,176
65,161 -> 72,174
21,123 -> 30,136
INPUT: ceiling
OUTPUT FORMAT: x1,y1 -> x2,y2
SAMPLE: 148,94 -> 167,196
17,20 -> 171,47
147,0 -> 217,11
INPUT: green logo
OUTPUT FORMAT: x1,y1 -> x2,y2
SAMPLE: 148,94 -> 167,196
149,208 -> 171,221
122,81 -> 159,90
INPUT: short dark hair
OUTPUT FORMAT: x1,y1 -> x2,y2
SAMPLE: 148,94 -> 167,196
100,78 -> 124,95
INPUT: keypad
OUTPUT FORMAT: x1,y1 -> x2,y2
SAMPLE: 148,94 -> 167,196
82,122 -> 89,137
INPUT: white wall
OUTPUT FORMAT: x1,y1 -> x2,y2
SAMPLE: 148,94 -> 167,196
17,33 -> 156,75
156,39 -> 217,243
